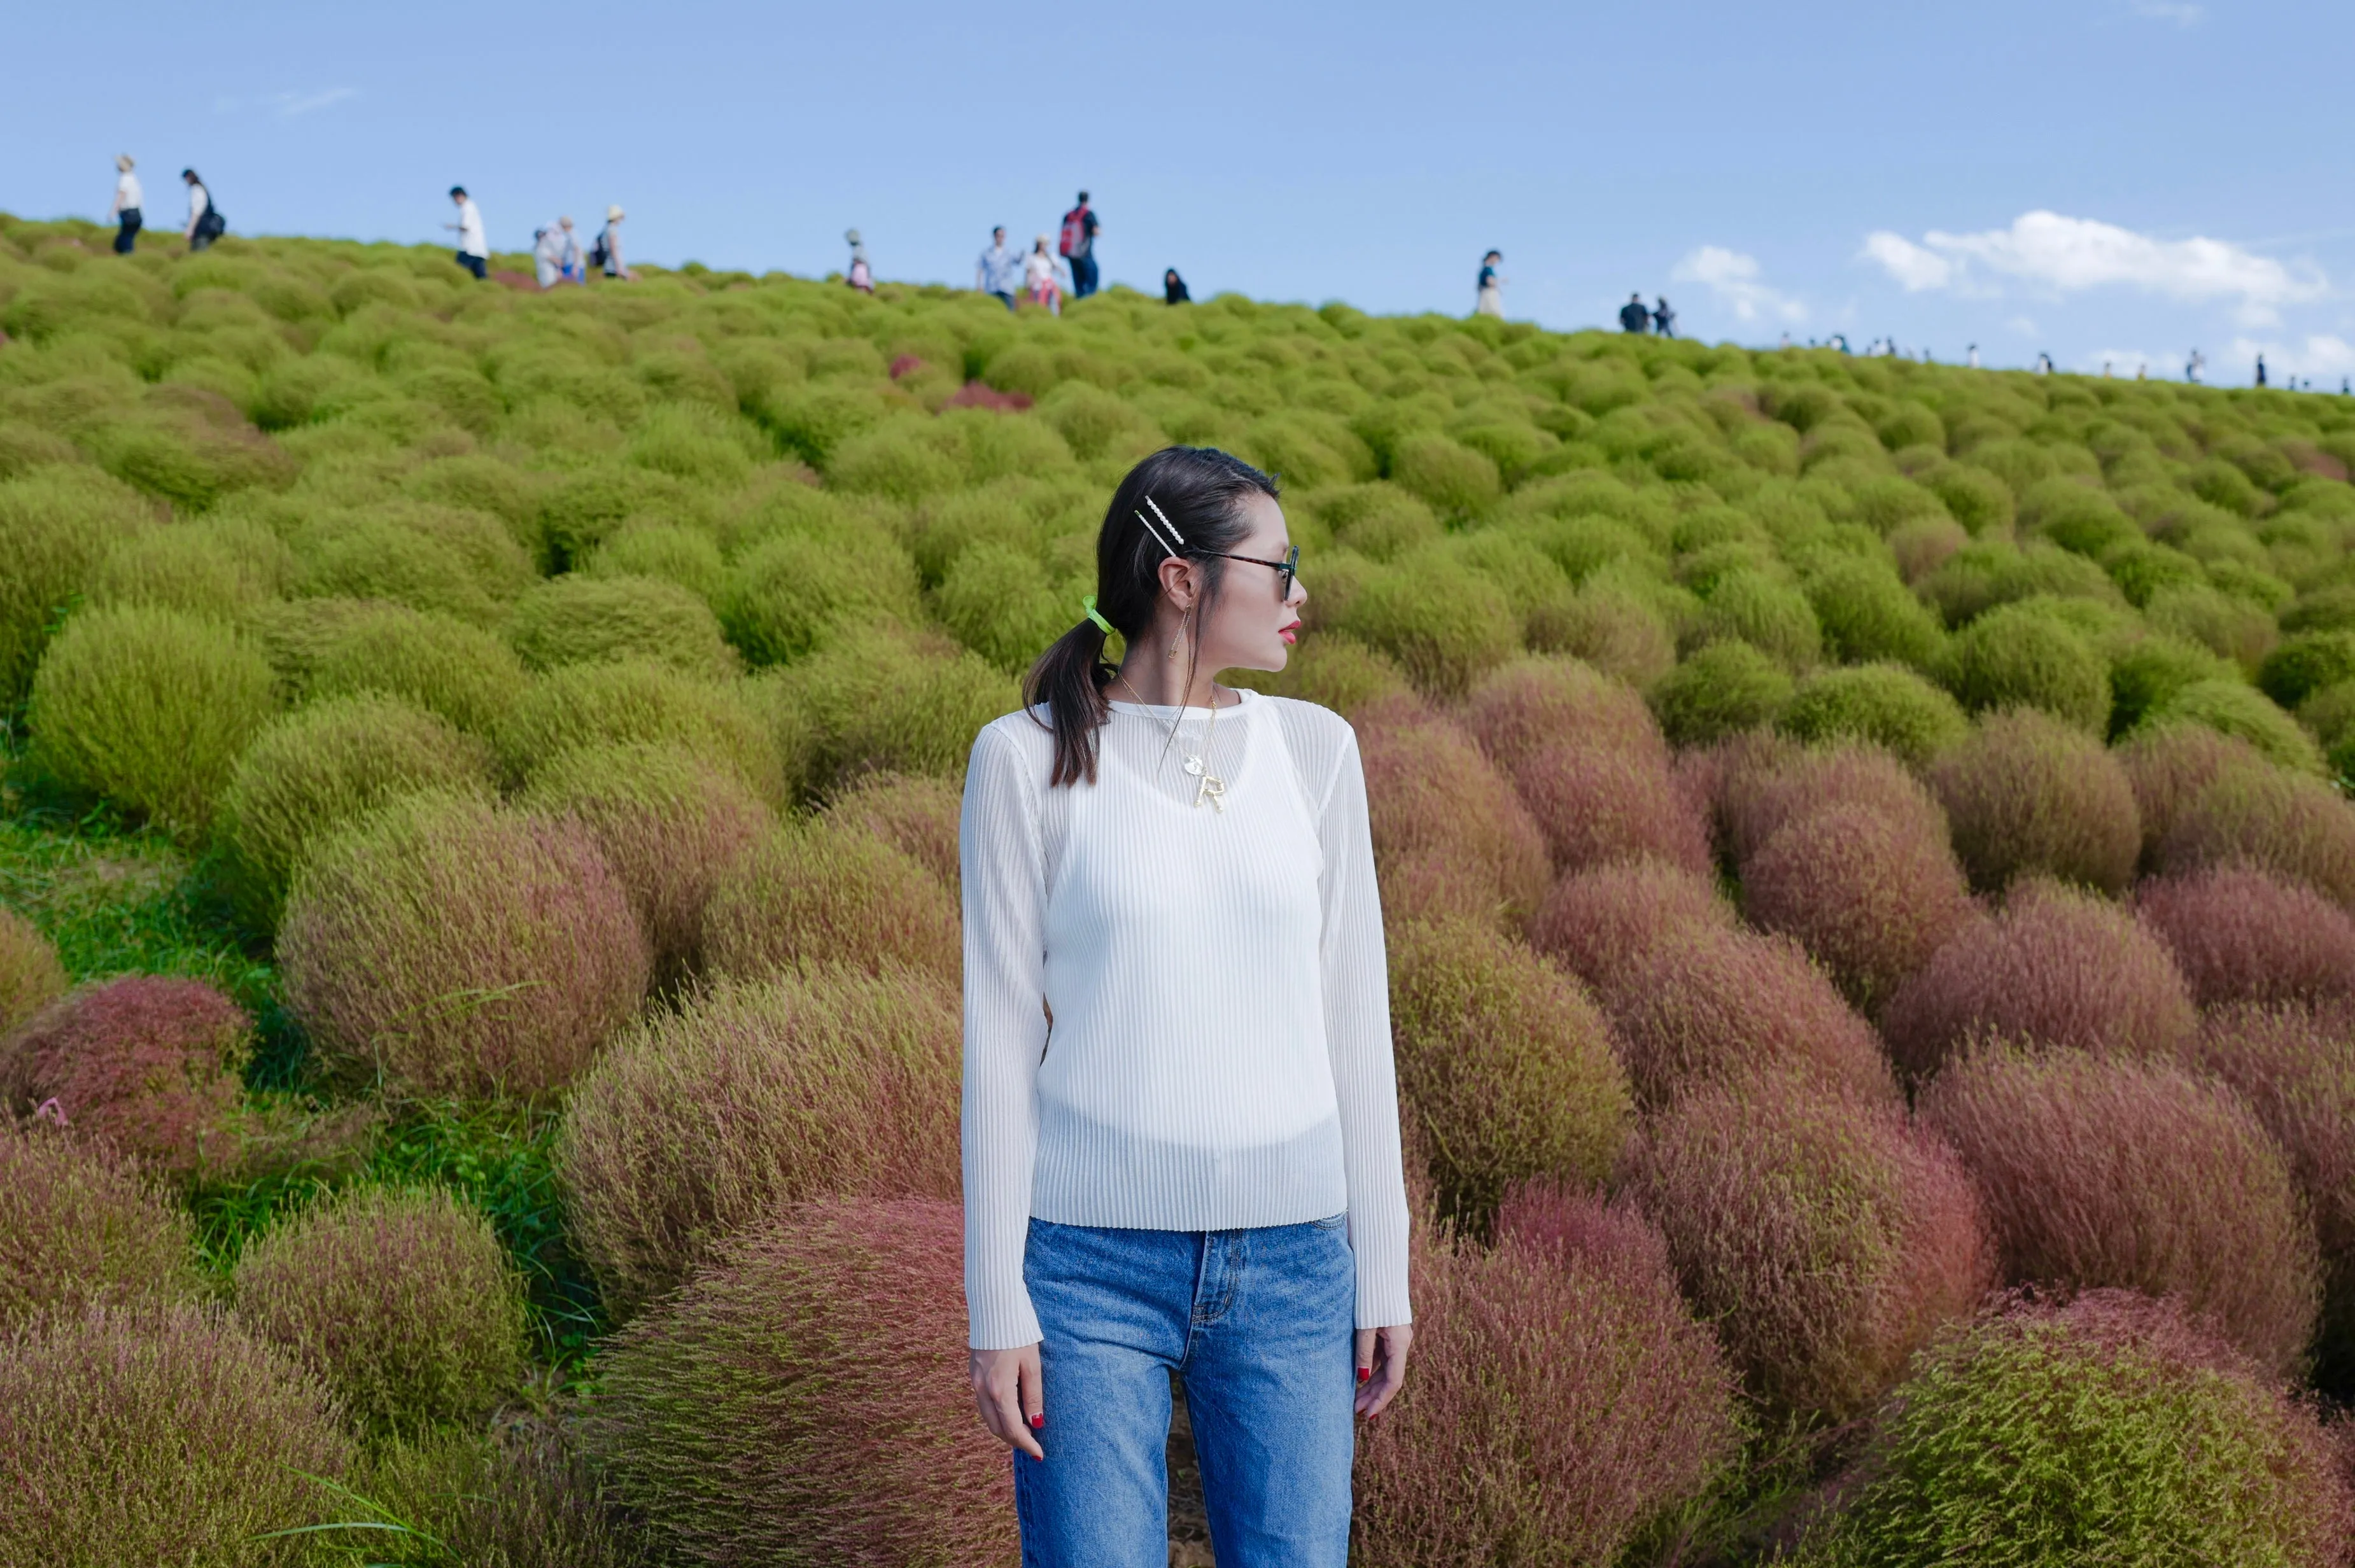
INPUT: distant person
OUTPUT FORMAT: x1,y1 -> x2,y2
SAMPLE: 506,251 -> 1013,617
533,224 -> 564,289
445,186 -> 488,279
1618,293 -> 1650,333
1827,332 -> 1850,353
1653,296 -> 1676,338
2342,376 -> 2350,396
846,228 -> 873,293
1058,191 -> 1101,298
1779,330 -> 1792,349
1475,251 -> 1503,318
1967,343 -> 1979,368
2035,352 -> 2054,374
557,216 -> 585,283
2187,349 -> 2205,384
2256,353 -> 2268,388
1025,233 -> 1064,316
1163,267 -> 1191,304
976,225 -> 1023,312
110,155 -> 142,253
181,169 -> 224,250
2137,363 -> 2148,381
597,206 -> 636,281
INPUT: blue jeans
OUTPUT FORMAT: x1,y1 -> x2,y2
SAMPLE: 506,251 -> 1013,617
1016,1215 -> 1356,1567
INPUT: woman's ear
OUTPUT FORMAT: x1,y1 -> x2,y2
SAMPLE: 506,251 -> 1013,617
1156,554 -> 1197,610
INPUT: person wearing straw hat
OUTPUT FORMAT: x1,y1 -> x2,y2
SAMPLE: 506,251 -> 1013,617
109,156 -> 143,254
594,205 -> 635,281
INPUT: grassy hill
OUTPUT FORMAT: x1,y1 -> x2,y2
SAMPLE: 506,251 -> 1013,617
4,211 -> 2355,1565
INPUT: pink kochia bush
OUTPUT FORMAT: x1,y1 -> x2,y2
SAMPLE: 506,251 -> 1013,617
1928,706 -> 2142,894
2116,722 -> 2275,864
1718,739 -> 1946,867
0,1123 -> 199,1329
824,771 -> 963,890
1741,802 -> 1974,1016
582,1198 -> 1018,1568
1356,695 -> 1549,931
1801,1292 -> 2355,1567
2156,764 -> 2355,909
2135,865 -> 2355,1007
0,975 -> 251,1183
556,967 -> 963,1319
1526,857 -> 1736,991
0,1302 -> 353,1568
702,816 -> 962,987
1920,1043 -> 2322,1375
1507,741 -> 1713,878
1621,1077 -> 1993,1420
1351,1183 -> 1744,1567
1584,921 -> 1898,1110
2191,1002 -> 2355,1376
1460,655 -> 1671,776
1879,880 -> 2198,1082
279,792 -> 651,1100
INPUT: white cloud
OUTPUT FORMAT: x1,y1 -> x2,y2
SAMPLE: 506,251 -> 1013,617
275,87 -> 357,116
2131,0 -> 2202,24
1859,232 -> 1951,292
1859,210 -> 2327,327
2006,315 -> 2041,339
1670,246 -> 1806,323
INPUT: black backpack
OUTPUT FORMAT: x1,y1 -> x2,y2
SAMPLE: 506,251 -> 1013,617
195,207 -> 226,241
588,234 -> 610,271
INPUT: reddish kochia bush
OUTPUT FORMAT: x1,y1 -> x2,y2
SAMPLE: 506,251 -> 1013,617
557,968 -> 962,1319
1352,1184 -> 1744,1566
1805,1291 -> 2355,1566
0,1302 -> 353,1567
1880,881 -> 2198,1082
1507,740 -> 1713,877
1673,729 -> 1795,866
0,907 -> 66,1034
1622,1078 -> 1993,1421
1585,921 -> 1898,1110
1387,919 -> 1632,1221
2157,764 -> 2355,909
279,793 -> 650,1101
1930,707 -> 2142,894
582,1198 -> 1018,1567
1356,696 -> 1550,930
521,741 -> 776,989
703,817 -> 961,987
2136,865 -> 2355,1007
0,976 -> 251,1184
1921,1043 -> 2321,1375
2193,1002 -> 2355,1380
1526,857 -> 1736,991
2117,722 -> 2274,866
1719,738 -> 1948,867
824,771 -> 962,890
1742,802 -> 1974,1016
1461,654 -> 1670,776
0,1124 -> 199,1329
233,1184 -> 528,1441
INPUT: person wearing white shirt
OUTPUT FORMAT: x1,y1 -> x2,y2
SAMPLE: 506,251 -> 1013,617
533,224 -> 563,289
444,186 -> 488,279
110,155 -> 143,255
976,226 -> 1023,312
181,170 -> 221,251
556,216 -> 584,283
962,444 -> 1412,1565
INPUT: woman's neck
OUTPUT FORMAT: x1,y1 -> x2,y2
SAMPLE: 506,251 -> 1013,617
1110,654 -> 1232,709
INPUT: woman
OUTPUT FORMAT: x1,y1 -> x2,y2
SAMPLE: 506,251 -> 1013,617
962,445 -> 1414,1566
1025,233 -> 1063,315
181,169 -> 222,251
1475,249 -> 1504,318
846,228 -> 873,293
1163,267 -> 1192,304
600,206 -> 635,282
110,155 -> 142,254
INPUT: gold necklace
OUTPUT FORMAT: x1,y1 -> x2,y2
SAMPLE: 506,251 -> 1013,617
1114,671 -> 1227,812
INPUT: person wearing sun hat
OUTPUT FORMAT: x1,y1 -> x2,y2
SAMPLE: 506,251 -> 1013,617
595,205 -> 635,281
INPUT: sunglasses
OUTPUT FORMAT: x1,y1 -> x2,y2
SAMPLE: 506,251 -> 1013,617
1201,543 -> 1300,599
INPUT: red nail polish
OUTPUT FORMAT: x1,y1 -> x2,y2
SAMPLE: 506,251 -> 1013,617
1030,1413 -> 1045,1429
1357,1367 -> 1371,1382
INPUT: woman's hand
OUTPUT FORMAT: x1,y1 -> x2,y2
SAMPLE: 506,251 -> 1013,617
1354,1324 -> 1413,1418
970,1343 -> 1046,1460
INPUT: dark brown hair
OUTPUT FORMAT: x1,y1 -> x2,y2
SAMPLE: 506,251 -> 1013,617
1023,445 -> 1279,787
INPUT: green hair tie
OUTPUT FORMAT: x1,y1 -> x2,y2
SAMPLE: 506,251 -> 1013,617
1081,594 -> 1114,635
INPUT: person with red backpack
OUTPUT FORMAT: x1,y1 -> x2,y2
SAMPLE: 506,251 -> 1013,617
1058,192 -> 1102,299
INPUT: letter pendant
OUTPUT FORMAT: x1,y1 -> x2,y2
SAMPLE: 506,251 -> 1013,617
1194,771 -> 1227,812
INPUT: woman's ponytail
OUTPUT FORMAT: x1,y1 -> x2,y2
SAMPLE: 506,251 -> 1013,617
1023,445 -> 1279,788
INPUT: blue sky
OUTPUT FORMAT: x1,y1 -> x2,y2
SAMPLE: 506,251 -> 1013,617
8,1 -> 2353,386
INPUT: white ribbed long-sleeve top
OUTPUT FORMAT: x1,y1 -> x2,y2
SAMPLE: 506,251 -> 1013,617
959,690 -> 1413,1350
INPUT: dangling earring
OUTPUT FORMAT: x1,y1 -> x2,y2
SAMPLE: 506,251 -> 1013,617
1167,601 -> 1188,661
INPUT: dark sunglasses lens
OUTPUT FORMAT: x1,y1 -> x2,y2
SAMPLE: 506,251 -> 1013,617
1281,547 -> 1299,597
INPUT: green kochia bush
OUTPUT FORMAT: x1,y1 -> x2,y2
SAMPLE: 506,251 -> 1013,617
582,1198 -> 1020,1567
756,624 -> 1018,801
1937,599 -> 2111,733
1797,1292 -> 2355,1567
0,466 -> 157,706
703,817 -> 961,987
1649,640 -> 1793,746
0,909 -> 66,1035
507,573 -> 740,680
233,1184 -> 528,1441
27,605 -> 276,841
721,525 -> 921,665
493,657 -> 787,806
265,599 -> 530,738
0,1301 -> 355,1568
216,692 -> 498,924
1332,549 -> 1520,699
1778,663 -> 1969,766
1386,918 -> 1632,1222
